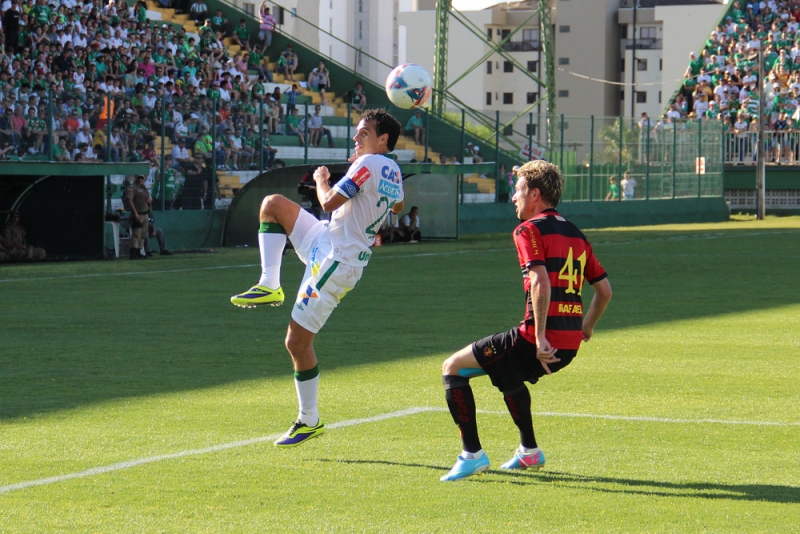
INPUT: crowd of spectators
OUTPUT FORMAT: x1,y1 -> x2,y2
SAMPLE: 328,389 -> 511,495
672,0 -> 800,163
0,0 -> 349,180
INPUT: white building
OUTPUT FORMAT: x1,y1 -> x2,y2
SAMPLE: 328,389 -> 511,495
232,0 -> 726,127
232,0 -> 399,84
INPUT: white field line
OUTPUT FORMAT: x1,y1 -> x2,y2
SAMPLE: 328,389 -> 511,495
1,228 -> 797,284
2,406 -> 798,495
0,263 -> 261,283
0,407 -> 436,495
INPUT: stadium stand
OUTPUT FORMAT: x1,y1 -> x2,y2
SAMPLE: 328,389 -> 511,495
668,0 -> 800,165
0,0 -> 433,204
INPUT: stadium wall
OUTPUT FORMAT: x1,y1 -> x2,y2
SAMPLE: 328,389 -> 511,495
723,167 -> 800,212
459,197 -> 730,235
150,210 -> 226,250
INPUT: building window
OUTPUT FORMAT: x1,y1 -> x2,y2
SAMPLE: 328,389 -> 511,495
558,57 -> 570,66
620,58 -> 625,72
503,125 -> 513,135
486,61 -> 492,74
503,92 -> 514,104
243,2 -> 254,15
358,0 -> 363,12
487,28 -> 493,40
527,60 -> 538,72
636,59 -> 647,71
659,58 -> 663,71
501,29 -> 511,40
526,124 -> 537,136
559,25 -> 570,33
558,90 -> 569,98
636,91 -> 647,103
358,20 -> 362,39
620,90 -> 625,100
659,91 -> 662,103
640,27 -> 657,39
486,92 -> 492,106
522,29 -> 538,41
503,61 -> 513,73
526,92 -> 538,104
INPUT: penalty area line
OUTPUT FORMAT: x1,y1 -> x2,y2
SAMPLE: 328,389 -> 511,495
0,407 -> 437,495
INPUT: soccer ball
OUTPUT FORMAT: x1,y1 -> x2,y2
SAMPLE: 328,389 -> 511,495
385,64 -> 433,110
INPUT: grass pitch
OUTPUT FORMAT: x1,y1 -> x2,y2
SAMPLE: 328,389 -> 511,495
1,216 -> 799,532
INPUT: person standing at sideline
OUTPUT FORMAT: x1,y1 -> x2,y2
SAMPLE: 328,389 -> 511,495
229,109 -> 405,447
605,175 -> 620,201
125,174 -> 152,259
438,160 -> 612,481
621,172 -> 637,200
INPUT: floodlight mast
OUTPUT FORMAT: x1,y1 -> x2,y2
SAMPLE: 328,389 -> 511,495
433,0 -> 450,116
433,0 -> 556,136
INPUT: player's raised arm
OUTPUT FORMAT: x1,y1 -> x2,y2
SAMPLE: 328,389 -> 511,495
313,166 -> 349,212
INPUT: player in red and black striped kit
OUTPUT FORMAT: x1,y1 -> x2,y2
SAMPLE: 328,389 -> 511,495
440,160 -> 613,482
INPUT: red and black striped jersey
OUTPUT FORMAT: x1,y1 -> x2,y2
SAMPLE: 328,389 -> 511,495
513,208 -> 607,350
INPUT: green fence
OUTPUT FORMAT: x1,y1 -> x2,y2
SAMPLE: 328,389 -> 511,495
545,115 -> 724,202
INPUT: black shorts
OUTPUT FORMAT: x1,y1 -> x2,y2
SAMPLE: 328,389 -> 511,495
472,326 -> 578,392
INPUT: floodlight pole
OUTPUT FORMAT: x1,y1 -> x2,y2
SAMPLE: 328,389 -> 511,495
433,0 -> 451,116
756,43 -> 766,220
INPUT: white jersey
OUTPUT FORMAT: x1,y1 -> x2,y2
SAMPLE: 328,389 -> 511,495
330,153 -> 403,266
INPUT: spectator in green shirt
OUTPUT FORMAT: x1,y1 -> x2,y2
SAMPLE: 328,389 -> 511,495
284,108 -> 305,146
248,44 -> 272,82
194,134 -> 214,166
605,176 -> 620,201
152,155 -> 182,210
232,18 -> 251,51
211,9 -> 227,34
405,109 -> 425,145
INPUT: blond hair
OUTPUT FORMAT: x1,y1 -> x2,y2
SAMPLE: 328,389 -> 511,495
516,160 -> 564,207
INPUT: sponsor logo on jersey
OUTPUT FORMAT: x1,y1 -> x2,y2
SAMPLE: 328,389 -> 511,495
483,346 -> 496,357
378,179 -> 401,198
352,165 -> 371,187
381,165 -> 401,184
299,284 -> 319,306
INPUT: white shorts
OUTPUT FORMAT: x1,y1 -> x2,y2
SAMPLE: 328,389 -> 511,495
289,209 -> 363,334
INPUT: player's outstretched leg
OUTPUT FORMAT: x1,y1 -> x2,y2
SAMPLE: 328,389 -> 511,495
440,374 -> 489,481
231,195 -> 300,308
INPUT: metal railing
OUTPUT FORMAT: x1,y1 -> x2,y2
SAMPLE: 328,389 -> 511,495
723,130 -> 800,165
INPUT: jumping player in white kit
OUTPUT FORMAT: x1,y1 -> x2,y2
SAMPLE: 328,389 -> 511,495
230,108 -> 405,447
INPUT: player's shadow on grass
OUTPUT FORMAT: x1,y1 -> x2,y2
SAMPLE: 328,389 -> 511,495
482,469 -> 800,504
320,459 -> 800,504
